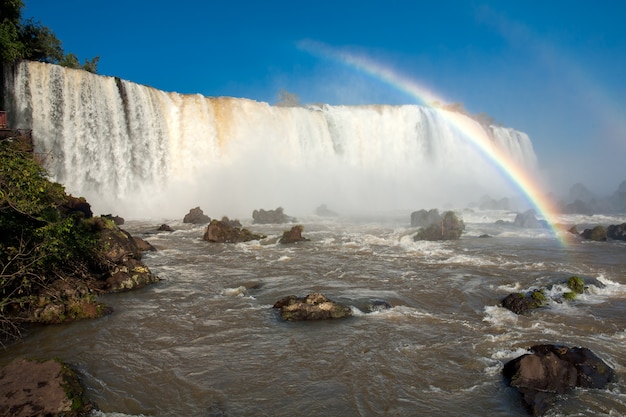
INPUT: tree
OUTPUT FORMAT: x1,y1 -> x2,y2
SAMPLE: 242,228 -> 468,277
0,1 -> 99,73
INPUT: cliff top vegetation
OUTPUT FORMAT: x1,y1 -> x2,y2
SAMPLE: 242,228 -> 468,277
0,0 -> 98,72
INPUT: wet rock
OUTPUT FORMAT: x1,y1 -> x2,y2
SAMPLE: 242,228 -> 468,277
366,299 -> 393,312
607,223 -> 626,241
501,289 -> 547,314
503,344 -> 616,416
279,225 -> 310,244
102,213 -> 124,225
413,210 -> 465,241
580,225 -> 607,241
157,223 -> 174,232
252,207 -> 296,224
513,209 -> 543,228
273,293 -> 353,321
0,358 -> 92,417
183,207 -> 211,224
410,208 -> 442,228
104,258 -> 160,292
203,219 -> 265,243
133,236 -> 156,252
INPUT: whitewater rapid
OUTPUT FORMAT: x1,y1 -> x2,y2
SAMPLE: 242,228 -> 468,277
4,61 -> 538,219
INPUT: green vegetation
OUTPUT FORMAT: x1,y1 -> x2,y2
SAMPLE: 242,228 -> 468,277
0,135 -> 104,339
0,0 -> 99,72
567,276 -> 585,294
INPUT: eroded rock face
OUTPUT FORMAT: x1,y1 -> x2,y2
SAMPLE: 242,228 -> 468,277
273,293 -> 352,321
183,207 -> 211,224
503,344 -> 616,416
203,219 -> 265,243
279,225 -> 310,244
413,211 -> 465,241
0,358 -> 91,417
252,207 -> 295,224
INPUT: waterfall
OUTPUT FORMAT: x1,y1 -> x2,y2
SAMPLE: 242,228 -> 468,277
4,61 -> 538,219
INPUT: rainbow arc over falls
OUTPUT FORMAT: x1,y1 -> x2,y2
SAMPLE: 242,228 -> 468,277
299,40 -> 567,244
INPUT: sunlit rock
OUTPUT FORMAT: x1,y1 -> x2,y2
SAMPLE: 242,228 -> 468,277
273,293 -> 352,321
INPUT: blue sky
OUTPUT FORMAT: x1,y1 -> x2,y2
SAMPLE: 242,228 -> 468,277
23,0 -> 626,195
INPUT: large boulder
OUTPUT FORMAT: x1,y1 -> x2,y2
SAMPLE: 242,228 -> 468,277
413,210 -> 465,241
501,289 -> 547,314
410,208 -> 442,228
183,207 -> 211,224
607,223 -> 626,241
203,219 -> 265,243
513,209 -> 543,228
0,358 -> 92,417
503,344 -> 616,416
279,225 -> 310,244
273,293 -> 352,321
580,225 -> 607,241
252,207 -> 296,224
95,218 -> 159,292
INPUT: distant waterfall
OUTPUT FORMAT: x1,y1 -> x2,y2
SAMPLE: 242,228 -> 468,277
4,61 -> 538,219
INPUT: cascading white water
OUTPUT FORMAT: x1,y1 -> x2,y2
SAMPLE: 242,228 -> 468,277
5,61 -> 539,219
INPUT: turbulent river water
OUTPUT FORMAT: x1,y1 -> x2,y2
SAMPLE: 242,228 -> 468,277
1,211 -> 625,416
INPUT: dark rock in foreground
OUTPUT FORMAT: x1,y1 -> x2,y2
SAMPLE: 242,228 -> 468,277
279,225 -> 310,244
273,293 -> 352,321
252,207 -> 296,224
183,206 -> 211,224
503,344 -> 616,416
203,218 -> 265,243
0,358 -> 92,417
413,210 -> 465,241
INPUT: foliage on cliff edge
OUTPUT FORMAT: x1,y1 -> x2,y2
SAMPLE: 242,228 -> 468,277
0,135 -> 107,340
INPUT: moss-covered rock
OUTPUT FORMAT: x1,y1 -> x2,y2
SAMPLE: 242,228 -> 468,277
567,276 -> 585,294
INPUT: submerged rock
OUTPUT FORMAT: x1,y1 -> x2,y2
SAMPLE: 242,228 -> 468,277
0,358 -> 92,417
273,293 -> 352,321
503,344 -> 616,416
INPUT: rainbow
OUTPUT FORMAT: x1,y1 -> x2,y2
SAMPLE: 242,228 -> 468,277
299,40 -> 567,244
